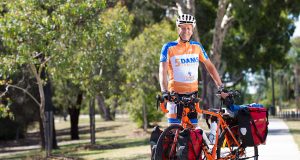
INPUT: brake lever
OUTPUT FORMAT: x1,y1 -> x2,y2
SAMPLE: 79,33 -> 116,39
156,95 -> 163,110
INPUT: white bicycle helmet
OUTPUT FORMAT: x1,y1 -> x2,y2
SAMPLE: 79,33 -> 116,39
176,14 -> 196,28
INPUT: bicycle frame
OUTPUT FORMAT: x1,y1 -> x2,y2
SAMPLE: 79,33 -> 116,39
159,97 -> 245,160
195,104 -> 242,160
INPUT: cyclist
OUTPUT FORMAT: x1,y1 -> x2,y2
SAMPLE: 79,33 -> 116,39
159,14 -> 226,127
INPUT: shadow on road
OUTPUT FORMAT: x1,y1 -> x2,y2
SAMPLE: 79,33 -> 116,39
268,128 -> 290,135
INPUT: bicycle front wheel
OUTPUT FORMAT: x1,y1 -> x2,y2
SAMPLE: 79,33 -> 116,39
153,124 -> 184,160
217,125 -> 258,160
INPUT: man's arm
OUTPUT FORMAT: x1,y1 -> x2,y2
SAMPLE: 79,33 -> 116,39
159,62 -> 168,92
202,59 -> 223,88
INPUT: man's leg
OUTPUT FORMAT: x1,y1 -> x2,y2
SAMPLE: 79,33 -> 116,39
166,102 -> 181,126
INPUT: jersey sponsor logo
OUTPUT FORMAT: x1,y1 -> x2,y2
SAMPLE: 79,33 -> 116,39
184,71 -> 195,81
175,56 -> 199,66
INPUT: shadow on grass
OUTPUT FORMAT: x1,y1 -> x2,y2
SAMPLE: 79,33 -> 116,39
55,124 -> 122,137
0,124 -> 123,155
289,129 -> 300,135
0,152 -> 44,160
0,147 -> 38,154
48,138 -> 149,159
93,154 -> 150,160
78,138 -> 149,150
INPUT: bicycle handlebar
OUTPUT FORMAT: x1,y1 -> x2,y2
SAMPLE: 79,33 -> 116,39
156,92 -> 201,113
156,90 -> 241,113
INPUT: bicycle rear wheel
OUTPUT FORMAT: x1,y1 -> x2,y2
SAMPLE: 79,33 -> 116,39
217,125 -> 258,160
153,124 -> 184,160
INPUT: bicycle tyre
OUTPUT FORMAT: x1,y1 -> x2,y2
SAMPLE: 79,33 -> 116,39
217,125 -> 258,160
153,124 -> 184,160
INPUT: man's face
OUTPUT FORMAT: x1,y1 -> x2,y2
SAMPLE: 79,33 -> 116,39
177,24 -> 193,41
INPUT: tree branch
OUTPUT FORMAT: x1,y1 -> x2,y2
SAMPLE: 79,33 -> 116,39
152,0 -> 170,9
0,84 -> 41,107
0,85 -> 9,98
40,56 -> 52,71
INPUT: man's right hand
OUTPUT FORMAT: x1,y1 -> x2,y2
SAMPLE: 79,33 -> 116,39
162,91 -> 169,100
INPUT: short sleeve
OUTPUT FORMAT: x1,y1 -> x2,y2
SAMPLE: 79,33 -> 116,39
160,44 -> 168,62
190,41 -> 209,62
160,41 -> 178,62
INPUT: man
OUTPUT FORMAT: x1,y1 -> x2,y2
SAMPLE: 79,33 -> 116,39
159,14 -> 225,126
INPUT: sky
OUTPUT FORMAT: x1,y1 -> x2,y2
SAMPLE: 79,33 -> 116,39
293,17 -> 300,37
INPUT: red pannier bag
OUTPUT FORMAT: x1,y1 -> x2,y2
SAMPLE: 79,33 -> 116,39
150,126 -> 174,160
237,106 -> 269,146
177,129 -> 203,160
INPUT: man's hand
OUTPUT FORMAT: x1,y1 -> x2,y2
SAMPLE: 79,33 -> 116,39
217,84 -> 229,99
162,91 -> 169,100
220,92 -> 229,99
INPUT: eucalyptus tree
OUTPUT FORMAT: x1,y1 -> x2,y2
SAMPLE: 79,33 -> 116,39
49,3 -> 133,142
0,0 -> 106,149
144,0 -> 300,107
121,20 -> 177,129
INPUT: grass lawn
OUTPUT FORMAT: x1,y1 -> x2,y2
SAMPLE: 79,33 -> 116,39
0,115 -> 213,160
285,120 -> 300,151
0,116 -> 153,160
7,116 -> 299,159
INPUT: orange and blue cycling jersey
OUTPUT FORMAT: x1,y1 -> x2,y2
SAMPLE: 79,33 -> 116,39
160,38 -> 209,125
160,38 -> 209,94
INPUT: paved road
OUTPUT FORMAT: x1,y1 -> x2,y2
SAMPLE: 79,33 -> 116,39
258,118 -> 300,160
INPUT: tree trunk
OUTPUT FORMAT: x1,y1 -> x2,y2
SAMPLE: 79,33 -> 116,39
111,96 -> 118,119
271,65 -> 275,111
142,97 -> 148,131
29,64 -> 47,149
96,95 -> 105,118
96,94 -> 113,121
52,116 -> 58,149
68,92 -> 82,140
295,63 -> 300,110
43,77 -> 58,150
38,115 -> 45,150
176,0 -> 194,15
89,98 -> 96,145
206,0 -> 234,108
68,106 -> 80,140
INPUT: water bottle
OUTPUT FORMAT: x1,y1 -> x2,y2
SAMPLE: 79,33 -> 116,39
209,121 -> 217,144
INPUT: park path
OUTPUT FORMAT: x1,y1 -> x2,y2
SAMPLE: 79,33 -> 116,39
258,118 -> 300,160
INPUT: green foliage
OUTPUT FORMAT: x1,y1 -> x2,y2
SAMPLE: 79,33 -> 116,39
0,103 -> 13,119
50,2 -> 133,117
121,20 -> 176,127
223,0 -> 296,74
291,37 -> 300,62
124,0 -> 167,38
0,68 -> 40,140
195,0 -> 218,47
